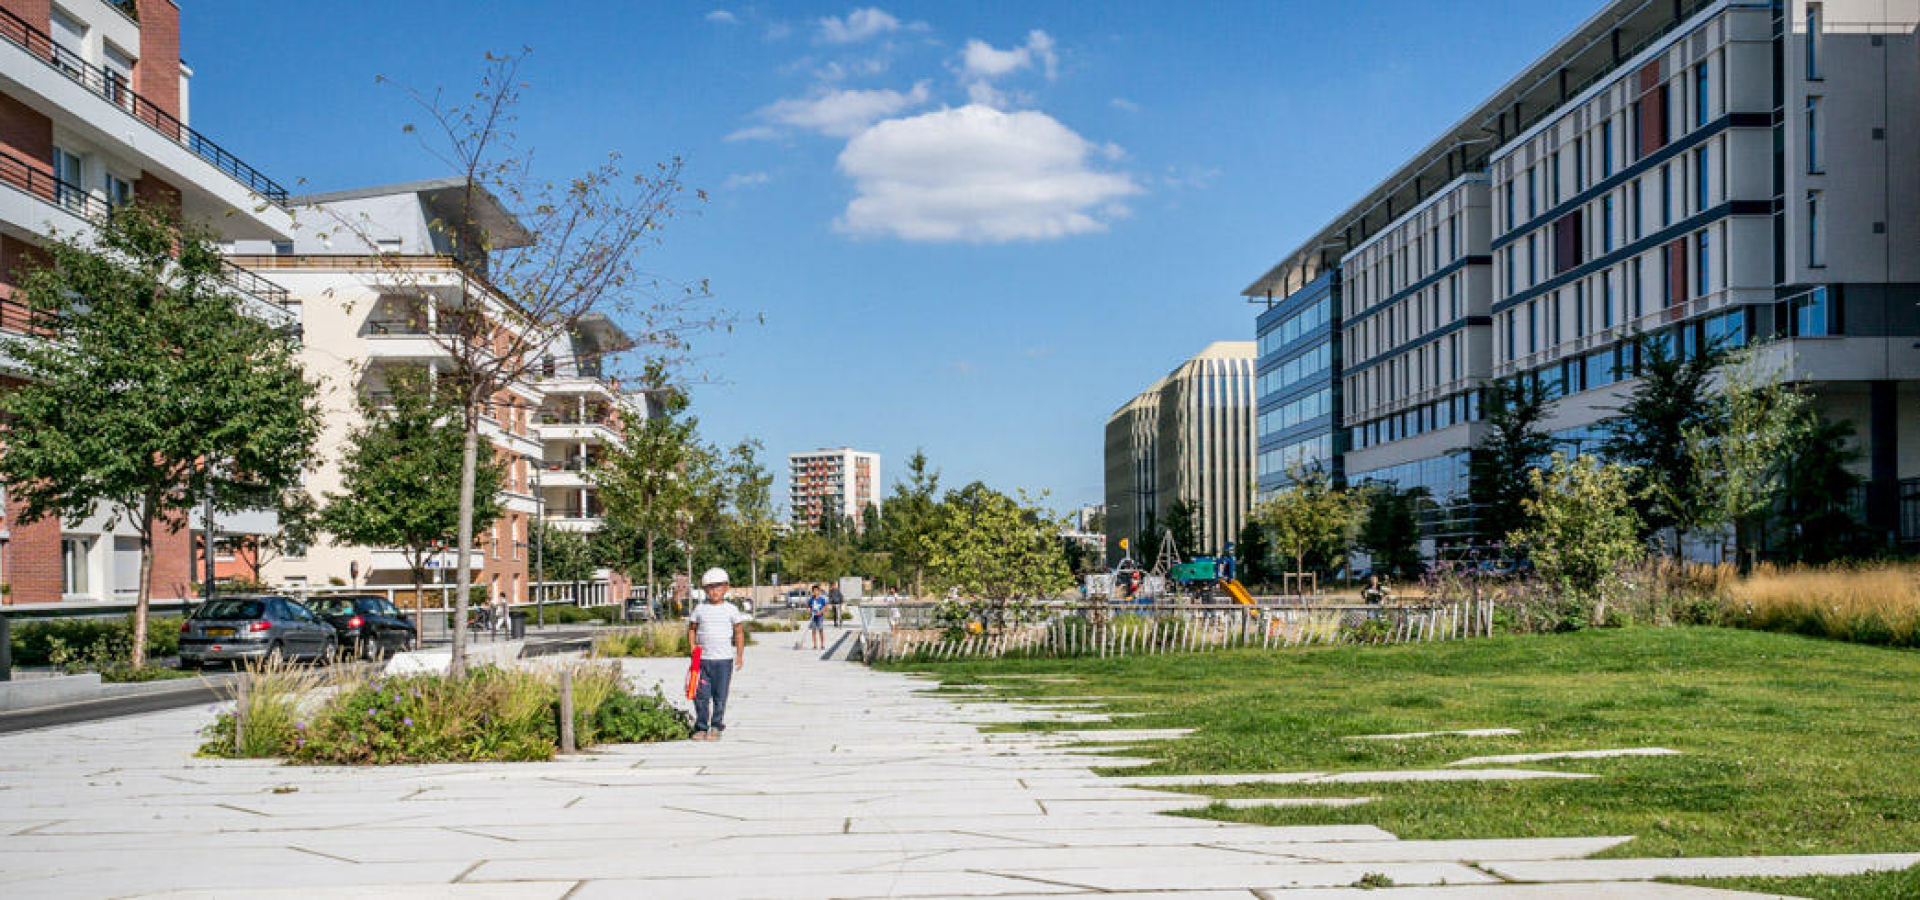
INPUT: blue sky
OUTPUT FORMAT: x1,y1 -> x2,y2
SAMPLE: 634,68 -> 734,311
189,0 -> 1594,512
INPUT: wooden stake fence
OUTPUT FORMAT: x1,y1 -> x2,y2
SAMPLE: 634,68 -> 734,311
860,599 -> 1496,664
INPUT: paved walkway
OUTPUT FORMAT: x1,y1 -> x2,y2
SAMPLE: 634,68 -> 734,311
0,627 -> 1890,898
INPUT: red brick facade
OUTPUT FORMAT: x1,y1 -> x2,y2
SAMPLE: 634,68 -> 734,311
0,0 -> 51,32
133,0 -> 180,121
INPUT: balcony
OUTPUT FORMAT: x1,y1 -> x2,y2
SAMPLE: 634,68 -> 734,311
544,510 -> 605,533
363,320 -> 458,361
0,146 -> 292,317
367,548 -> 484,573
537,457 -> 601,489
0,5 -> 288,207
535,411 -> 618,444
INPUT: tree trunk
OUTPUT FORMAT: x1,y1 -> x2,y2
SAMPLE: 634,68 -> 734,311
411,566 -> 426,645
131,502 -> 156,669
451,422 -> 480,676
645,532 -> 656,608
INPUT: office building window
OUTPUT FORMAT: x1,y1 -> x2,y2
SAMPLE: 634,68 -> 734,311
1602,195 -> 1615,251
1504,311 -> 1516,360
1631,256 -> 1645,318
1695,230 -> 1711,296
1527,233 -> 1538,286
1504,247 -> 1515,295
104,173 -> 132,210
1806,96 -> 1822,173
1694,63 -> 1710,128
1527,301 -> 1539,354
1631,179 -> 1644,239
1791,287 -> 1830,336
1601,270 -> 1615,329
1807,3 -> 1824,79
1601,120 -> 1615,176
1527,167 -> 1538,218
1573,137 -> 1586,191
1550,151 -> 1562,204
1807,190 -> 1824,266
1660,164 -> 1673,226
51,147 -> 83,210
1504,184 -> 1516,232
1694,146 -> 1710,212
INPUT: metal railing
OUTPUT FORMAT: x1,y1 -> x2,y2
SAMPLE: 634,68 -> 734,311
0,5 -> 289,206
0,296 -> 58,334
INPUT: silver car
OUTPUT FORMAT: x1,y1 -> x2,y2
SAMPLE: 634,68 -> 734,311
178,596 -> 338,668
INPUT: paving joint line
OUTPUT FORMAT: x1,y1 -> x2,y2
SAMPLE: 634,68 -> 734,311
450,860 -> 485,883
287,844 -> 360,864
968,868 -> 1110,893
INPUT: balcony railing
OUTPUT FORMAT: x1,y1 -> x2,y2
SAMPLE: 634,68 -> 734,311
1,147 -> 291,311
0,5 -> 289,206
0,296 -> 59,335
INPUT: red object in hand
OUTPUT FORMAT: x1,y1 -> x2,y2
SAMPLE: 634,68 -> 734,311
685,645 -> 702,700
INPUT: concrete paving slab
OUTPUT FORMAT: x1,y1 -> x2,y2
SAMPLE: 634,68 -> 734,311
1212,836 -> 1636,862
1485,852 -> 1920,882
1447,747 -> 1682,767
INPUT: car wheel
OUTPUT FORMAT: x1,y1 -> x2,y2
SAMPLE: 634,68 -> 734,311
265,642 -> 285,666
319,637 -> 338,665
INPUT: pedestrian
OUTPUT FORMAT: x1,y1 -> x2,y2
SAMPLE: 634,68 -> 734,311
829,582 -> 844,626
1361,574 -> 1391,605
491,591 -> 509,637
807,584 -> 828,649
688,567 -> 747,741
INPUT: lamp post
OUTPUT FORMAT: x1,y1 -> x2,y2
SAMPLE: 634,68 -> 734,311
534,457 -> 546,628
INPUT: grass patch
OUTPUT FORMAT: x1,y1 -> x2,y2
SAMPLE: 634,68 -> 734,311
1720,564 -> 1920,648
592,623 -> 689,658
1666,863 -> 1920,899
892,627 -> 1920,858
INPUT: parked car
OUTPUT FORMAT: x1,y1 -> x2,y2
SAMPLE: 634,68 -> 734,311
306,594 -> 417,659
783,590 -> 809,609
623,596 -> 654,621
178,596 -> 337,669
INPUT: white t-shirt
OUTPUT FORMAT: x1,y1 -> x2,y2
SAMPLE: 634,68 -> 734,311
689,601 -> 747,660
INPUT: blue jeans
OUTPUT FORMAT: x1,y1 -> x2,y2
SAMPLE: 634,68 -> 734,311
693,658 -> 734,732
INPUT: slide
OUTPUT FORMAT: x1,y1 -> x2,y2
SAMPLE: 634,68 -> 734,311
1222,578 -> 1257,608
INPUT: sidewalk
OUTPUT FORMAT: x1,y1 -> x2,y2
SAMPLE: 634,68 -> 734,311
0,626 -> 1788,898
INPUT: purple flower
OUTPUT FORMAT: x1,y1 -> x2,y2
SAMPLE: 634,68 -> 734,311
403,718 -> 413,727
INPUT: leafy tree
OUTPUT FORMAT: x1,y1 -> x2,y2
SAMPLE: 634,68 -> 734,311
880,449 -> 942,596
1234,519 -> 1272,586
723,439 -> 779,597
669,440 -> 727,596
245,486 -> 320,578
1602,338 -> 1723,555
1163,498 -> 1200,557
533,520 -> 597,609
1358,483 -> 1426,579
1776,412 -> 1865,564
924,483 -> 1073,618
1467,378 -> 1555,550
596,392 -> 697,603
0,204 -> 320,666
1510,454 -> 1644,610
778,530 -> 852,585
1688,349 -> 1808,568
1249,465 -> 1365,576
320,367 -> 502,630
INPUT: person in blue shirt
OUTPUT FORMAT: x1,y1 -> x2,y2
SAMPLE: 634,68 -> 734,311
807,586 -> 828,649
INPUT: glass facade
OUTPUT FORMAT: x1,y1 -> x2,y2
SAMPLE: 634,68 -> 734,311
1254,271 -> 1342,496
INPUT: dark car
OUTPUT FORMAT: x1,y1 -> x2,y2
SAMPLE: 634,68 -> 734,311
306,595 -> 417,659
178,596 -> 337,669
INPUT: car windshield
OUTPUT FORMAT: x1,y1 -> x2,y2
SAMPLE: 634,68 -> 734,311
195,599 -> 266,620
307,598 -> 357,616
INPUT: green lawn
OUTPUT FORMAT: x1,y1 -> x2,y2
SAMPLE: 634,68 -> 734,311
893,627 -> 1920,860
1667,864 -> 1920,899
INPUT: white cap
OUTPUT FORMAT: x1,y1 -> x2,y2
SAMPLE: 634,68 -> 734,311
700,567 -> 730,586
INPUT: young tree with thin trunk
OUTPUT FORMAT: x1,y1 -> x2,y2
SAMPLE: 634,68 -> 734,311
0,204 -> 320,666
338,52 -> 722,673
1602,338 -> 1724,556
596,393 -> 698,605
1251,465 -> 1365,577
319,368 -> 504,633
724,439 -> 778,601
1688,349 -> 1807,568
881,449 -> 941,597
1466,378 -> 1555,550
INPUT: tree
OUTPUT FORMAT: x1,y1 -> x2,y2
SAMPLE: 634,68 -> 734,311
535,520 -> 597,608
1249,465 -> 1365,576
1235,519 -> 1272,587
0,204 -> 320,667
923,483 -> 1072,622
778,530 -> 852,585
1357,483 -> 1426,579
1163,498 -> 1200,557
880,449 -> 942,596
1776,412 -> 1865,564
1466,378 -> 1555,550
724,439 -> 779,600
596,393 -> 698,604
248,487 -> 319,576
670,440 -> 727,597
343,52 -> 722,674
320,367 -> 503,631
1510,453 -> 1645,609
1602,338 -> 1723,555
1688,349 -> 1808,568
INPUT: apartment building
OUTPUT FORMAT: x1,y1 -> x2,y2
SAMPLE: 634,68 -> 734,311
231,181 -> 639,602
1104,342 -> 1256,563
788,448 -> 880,532
0,0 -> 296,604
1245,0 -> 1920,553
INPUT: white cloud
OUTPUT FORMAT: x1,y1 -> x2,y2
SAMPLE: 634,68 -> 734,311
723,171 -> 772,189
835,104 -> 1140,243
764,22 -> 793,41
743,82 -> 931,138
818,7 -> 915,44
960,30 -> 1057,81
1109,97 -> 1139,113
705,9 -> 739,24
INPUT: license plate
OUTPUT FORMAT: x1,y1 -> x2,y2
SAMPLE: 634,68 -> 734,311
205,627 -> 234,637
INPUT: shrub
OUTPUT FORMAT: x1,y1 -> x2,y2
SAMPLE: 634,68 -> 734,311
199,661 -> 687,763
592,623 -> 689,658
198,658 -> 336,758
10,615 -> 181,667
